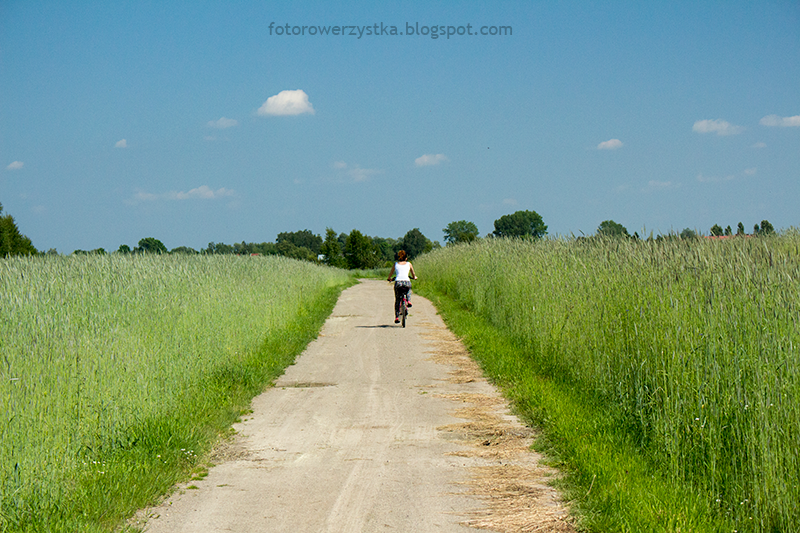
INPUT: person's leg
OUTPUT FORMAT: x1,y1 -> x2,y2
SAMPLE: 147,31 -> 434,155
394,284 -> 402,319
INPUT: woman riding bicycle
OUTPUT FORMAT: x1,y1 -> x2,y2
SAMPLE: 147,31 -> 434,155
387,250 -> 417,324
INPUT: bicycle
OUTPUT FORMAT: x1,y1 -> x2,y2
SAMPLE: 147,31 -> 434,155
389,277 -> 413,327
399,291 -> 409,328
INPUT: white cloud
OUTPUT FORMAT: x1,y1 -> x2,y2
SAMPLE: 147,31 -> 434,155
414,153 -> 449,166
597,139 -> 623,150
744,167 -> 757,176
208,117 -> 238,129
752,141 -> 767,149
760,114 -> 800,127
128,185 -> 235,204
258,89 -> 315,116
6,161 -> 24,170
115,139 -> 127,148
332,161 -> 382,182
502,198 -> 518,206
648,180 -> 679,189
692,119 -> 744,136
696,173 -> 735,183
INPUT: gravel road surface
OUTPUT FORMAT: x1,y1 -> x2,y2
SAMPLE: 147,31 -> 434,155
141,279 -> 573,532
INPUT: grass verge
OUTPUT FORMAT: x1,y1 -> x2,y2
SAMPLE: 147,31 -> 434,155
417,286 -> 734,533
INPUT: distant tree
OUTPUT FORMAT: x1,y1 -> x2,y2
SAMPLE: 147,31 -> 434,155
492,210 -> 547,239
344,229 -> 380,269
170,246 -> 198,254
443,220 -> 479,245
754,224 -> 760,235
45,248 -> 59,256
117,244 -> 131,254
136,237 -> 167,254
276,241 -> 317,262
597,220 -> 630,238
371,236 -> 399,264
400,228 -> 433,259
0,202 -> 37,257
725,225 -> 733,236
759,220 -> 775,235
680,228 -> 698,239
737,222 -> 746,236
320,228 -> 346,268
710,224 -> 724,237
276,230 -> 323,255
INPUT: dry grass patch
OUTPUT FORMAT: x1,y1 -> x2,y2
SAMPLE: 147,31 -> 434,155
420,319 -> 576,532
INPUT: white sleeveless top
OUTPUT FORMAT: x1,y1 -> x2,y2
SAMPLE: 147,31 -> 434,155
394,262 -> 412,282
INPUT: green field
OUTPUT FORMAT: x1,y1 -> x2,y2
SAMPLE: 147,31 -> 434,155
416,234 -> 800,533
0,254 -> 353,532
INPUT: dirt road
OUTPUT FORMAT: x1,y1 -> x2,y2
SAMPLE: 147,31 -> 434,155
141,280 -> 573,532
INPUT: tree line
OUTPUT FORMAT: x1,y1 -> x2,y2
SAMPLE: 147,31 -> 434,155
0,202 -> 784,263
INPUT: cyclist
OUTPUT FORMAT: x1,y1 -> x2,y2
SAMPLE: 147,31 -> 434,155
387,250 -> 417,324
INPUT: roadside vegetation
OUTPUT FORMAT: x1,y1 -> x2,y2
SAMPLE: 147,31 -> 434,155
415,232 -> 800,532
0,254 -> 353,532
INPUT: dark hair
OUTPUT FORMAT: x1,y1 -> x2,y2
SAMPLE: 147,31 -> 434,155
397,250 -> 407,261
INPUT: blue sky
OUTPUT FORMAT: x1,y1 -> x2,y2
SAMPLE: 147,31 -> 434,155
1,1 -> 798,252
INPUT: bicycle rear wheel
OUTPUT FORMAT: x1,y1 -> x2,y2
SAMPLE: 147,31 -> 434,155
401,299 -> 407,328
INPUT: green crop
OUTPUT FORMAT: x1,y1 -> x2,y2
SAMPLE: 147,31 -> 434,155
0,254 -> 351,532
417,234 -> 800,532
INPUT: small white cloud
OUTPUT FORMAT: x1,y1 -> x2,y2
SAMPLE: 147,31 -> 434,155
128,185 -> 235,204
115,139 -> 127,148
760,114 -> 800,127
743,167 -> 757,176
696,173 -> 735,183
502,198 -> 518,206
332,161 -> 382,182
208,117 -> 238,129
693,119 -> 744,136
648,180 -> 679,189
258,89 -> 315,116
597,139 -> 623,150
414,153 -> 449,166
752,141 -> 767,149
6,161 -> 24,170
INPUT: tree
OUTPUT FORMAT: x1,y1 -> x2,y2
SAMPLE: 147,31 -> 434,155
117,244 -> 132,254
170,246 -> 198,254
400,228 -> 433,259
0,202 -> 37,257
276,230 -> 322,255
135,237 -> 167,254
320,228 -> 346,268
443,220 -> 479,245
492,210 -> 547,239
710,224 -> 724,237
737,222 -> 745,236
759,220 -> 775,235
597,220 -> 630,238
725,225 -> 733,236
344,229 -> 380,269
371,236 -> 398,264
276,241 -> 317,261
680,228 -> 698,239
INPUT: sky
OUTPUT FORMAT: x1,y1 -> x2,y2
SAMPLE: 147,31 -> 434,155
1,1 -> 799,253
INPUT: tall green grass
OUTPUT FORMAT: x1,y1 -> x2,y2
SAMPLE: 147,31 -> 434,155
416,235 -> 800,532
0,254 -> 352,532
